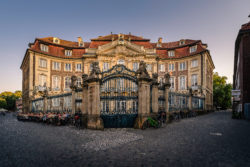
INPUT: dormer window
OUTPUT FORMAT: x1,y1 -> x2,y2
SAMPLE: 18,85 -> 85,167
79,42 -> 84,47
190,45 -> 197,53
168,50 -> 175,57
53,37 -> 60,44
40,44 -> 48,52
179,40 -> 185,46
65,50 -> 72,56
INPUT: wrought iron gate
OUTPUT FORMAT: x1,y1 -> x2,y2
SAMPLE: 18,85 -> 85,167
100,65 -> 138,128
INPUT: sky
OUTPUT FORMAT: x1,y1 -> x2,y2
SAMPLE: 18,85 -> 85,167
0,0 -> 249,92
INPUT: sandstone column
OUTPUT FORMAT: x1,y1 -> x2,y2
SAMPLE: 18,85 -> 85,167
134,61 -> 152,129
151,73 -> 159,117
164,73 -> 171,122
188,88 -> 193,111
81,74 -> 88,127
70,76 -> 77,115
43,96 -> 48,113
86,62 -> 103,130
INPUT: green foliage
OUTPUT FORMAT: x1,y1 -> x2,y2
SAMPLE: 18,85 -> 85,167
0,97 -> 7,109
213,72 -> 232,109
147,117 -> 159,127
0,90 -> 22,110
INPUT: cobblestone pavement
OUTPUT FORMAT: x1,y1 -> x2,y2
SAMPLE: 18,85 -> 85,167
1,111 -> 250,167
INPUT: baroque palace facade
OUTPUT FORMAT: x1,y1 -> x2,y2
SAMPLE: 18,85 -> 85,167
21,33 -> 214,114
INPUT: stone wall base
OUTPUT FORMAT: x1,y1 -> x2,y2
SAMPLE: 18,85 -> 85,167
134,114 -> 150,129
87,115 -> 104,130
81,114 -> 88,128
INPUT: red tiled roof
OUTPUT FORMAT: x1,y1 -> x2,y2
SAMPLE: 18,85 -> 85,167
31,34 -> 208,59
30,40 -> 85,58
158,43 -> 207,59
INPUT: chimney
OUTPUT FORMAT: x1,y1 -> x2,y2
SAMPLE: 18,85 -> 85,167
157,37 -> 162,47
77,37 -> 84,47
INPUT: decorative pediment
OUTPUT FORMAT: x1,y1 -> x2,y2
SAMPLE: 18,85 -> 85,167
95,40 -> 146,56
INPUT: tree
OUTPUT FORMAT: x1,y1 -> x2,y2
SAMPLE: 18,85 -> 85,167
14,90 -> 22,99
0,90 -> 22,110
213,72 -> 232,109
0,97 -> 7,109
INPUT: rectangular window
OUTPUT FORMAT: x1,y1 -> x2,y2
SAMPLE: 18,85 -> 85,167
191,74 -> 198,86
76,77 -> 81,87
40,44 -> 48,52
159,64 -> 165,72
65,77 -> 71,90
52,62 -> 60,70
179,76 -> 186,90
159,77 -> 164,86
133,62 -> 139,71
65,50 -> 72,56
190,45 -> 197,53
170,77 -> 175,89
146,64 -> 152,71
89,63 -> 93,72
76,63 -> 82,72
168,63 -> 174,71
39,75 -> 46,86
103,62 -> 109,71
65,63 -> 71,71
179,62 -> 186,71
52,76 -> 60,91
191,59 -> 198,67
168,50 -> 175,57
39,59 -> 47,68
52,98 -> 60,107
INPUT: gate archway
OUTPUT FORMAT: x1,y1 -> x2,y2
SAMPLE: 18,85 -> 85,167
100,64 -> 138,128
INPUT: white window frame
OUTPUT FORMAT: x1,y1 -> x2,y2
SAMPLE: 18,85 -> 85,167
179,62 -> 186,71
39,58 -> 47,68
133,62 -> 139,71
39,74 -> 47,86
168,63 -> 174,71
190,45 -> 197,53
191,59 -> 198,67
40,44 -> 48,52
179,76 -> 186,90
103,62 -> 109,72
52,62 -> 60,71
191,74 -> 198,86
76,77 -> 82,87
76,63 -> 82,72
159,64 -> 165,72
52,98 -> 60,107
64,77 -> 71,90
65,63 -> 72,71
146,64 -> 152,72
170,77 -> 175,90
52,75 -> 60,91
168,50 -> 175,57
65,50 -> 72,56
